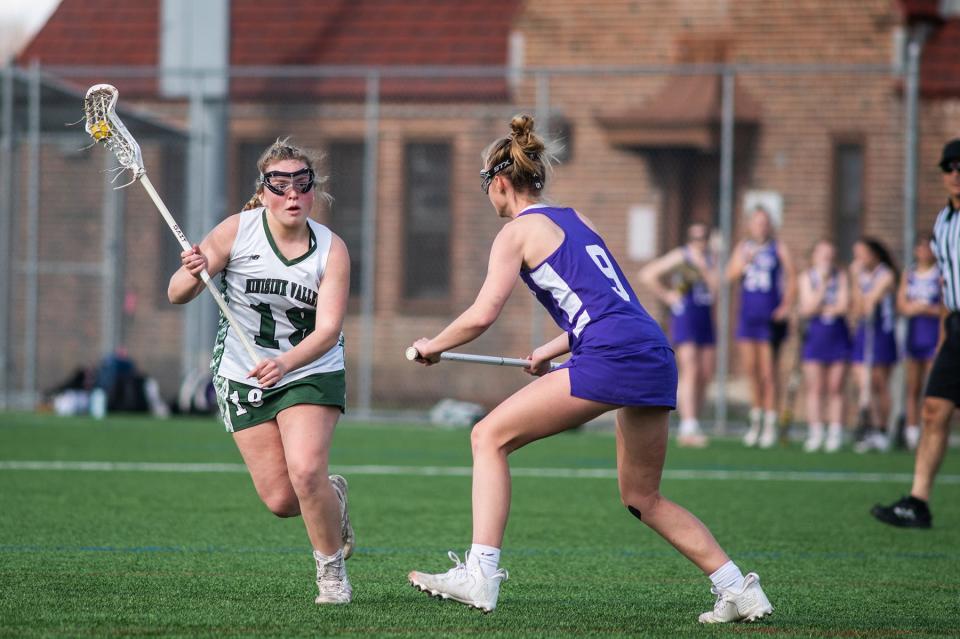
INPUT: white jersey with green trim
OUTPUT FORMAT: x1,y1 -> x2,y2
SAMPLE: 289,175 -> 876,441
212,207 -> 344,386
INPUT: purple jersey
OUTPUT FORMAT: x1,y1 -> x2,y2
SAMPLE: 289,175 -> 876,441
736,240 -> 782,340
518,207 -> 667,352
802,268 -> 851,363
740,240 -> 782,318
852,265 -> 898,365
906,265 -> 941,360
517,206 -> 675,407
670,247 -> 715,346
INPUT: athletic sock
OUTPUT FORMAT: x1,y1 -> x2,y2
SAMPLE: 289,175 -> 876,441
763,410 -> 778,431
468,544 -> 501,578
709,560 -> 746,593
828,422 -> 843,435
313,548 -> 344,576
807,422 -> 824,437
313,548 -> 343,562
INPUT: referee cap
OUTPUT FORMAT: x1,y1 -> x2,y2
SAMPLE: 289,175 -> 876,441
939,138 -> 960,169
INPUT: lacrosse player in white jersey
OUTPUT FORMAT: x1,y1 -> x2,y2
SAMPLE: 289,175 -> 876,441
168,139 -> 355,604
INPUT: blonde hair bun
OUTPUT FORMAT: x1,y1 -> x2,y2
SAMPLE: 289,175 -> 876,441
509,114 -> 536,143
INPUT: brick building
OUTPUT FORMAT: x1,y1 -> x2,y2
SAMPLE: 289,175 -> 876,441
7,0 -> 960,411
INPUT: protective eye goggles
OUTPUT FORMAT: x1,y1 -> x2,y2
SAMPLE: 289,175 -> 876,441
260,167 -> 315,196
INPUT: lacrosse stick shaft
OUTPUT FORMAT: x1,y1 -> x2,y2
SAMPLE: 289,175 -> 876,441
139,174 -> 261,368
405,347 -> 559,370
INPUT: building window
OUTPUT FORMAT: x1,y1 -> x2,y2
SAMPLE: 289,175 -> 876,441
327,141 -> 365,298
832,141 -> 864,263
404,142 -> 451,300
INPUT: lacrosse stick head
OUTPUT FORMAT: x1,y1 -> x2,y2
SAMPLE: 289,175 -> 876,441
83,84 -> 145,179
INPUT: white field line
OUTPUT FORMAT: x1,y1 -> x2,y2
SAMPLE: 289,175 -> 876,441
0,460 -> 958,484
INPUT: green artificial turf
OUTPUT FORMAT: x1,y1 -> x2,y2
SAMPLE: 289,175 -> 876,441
1,412 -> 958,638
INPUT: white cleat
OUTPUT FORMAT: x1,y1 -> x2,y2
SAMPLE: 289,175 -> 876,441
742,424 -> 761,448
677,433 -> 709,448
824,426 -> 844,453
314,548 -> 352,605
758,424 -> 778,449
698,572 -> 773,624
408,551 -> 509,613
803,428 -> 824,453
871,431 -> 891,453
329,474 -> 355,559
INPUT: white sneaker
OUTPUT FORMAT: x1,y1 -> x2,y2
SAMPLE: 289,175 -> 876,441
853,434 -> 874,454
758,423 -> 777,449
329,474 -> 355,559
408,551 -> 509,613
743,424 -> 761,447
314,549 -> 352,604
698,572 -> 773,623
824,426 -> 843,453
803,427 -> 824,453
871,430 -> 890,453
677,432 -> 709,448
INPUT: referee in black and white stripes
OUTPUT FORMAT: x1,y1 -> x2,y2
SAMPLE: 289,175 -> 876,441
872,139 -> 960,528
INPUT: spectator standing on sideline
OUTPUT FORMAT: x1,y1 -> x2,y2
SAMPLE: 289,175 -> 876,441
849,238 -> 899,453
897,233 -> 942,450
640,223 -> 718,447
726,207 -> 796,448
797,240 -> 852,452
872,139 -> 960,528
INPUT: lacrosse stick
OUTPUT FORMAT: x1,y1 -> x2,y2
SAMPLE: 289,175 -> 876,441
83,84 -> 260,367
405,347 -> 560,370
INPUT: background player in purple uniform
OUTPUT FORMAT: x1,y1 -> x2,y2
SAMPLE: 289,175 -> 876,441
640,223 -> 718,447
850,238 -> 899,453
897,233 -> 942,450
726,207 -> 796,448
405,115 -> 772,622
798,240 -> 851,452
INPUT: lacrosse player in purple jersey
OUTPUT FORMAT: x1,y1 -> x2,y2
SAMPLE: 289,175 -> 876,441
897,234 -> 942,450
640,223 -> 718,447
726,207 -> 796,449
406,115 -> 772,622
168,140 -> 355,605
798,240 -> 852,452
849,238 -> 900,453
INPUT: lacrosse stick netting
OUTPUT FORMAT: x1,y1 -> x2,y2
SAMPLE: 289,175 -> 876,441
83,84 -> 261,367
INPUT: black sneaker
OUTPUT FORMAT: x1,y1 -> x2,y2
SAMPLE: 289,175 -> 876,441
870,495 -> 932,528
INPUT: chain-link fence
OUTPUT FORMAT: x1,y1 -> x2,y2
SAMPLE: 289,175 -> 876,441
0,61 -> 941,426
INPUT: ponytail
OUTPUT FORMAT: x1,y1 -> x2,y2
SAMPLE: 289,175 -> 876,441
242,193 -> 262,211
